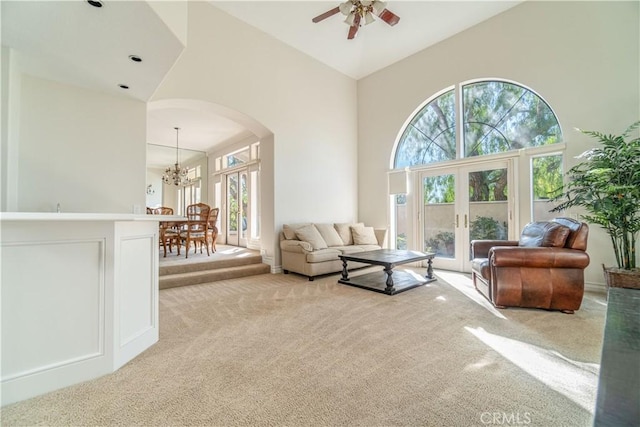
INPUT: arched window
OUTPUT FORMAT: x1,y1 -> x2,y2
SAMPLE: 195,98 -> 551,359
394,80 -> 562,168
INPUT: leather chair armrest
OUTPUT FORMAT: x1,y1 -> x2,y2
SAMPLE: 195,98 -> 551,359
490,247 -> 590,269
470,240 -> 518,259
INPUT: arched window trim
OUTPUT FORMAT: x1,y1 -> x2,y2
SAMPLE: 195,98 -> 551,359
390,85 -> 454,169
391,78 -> 564,170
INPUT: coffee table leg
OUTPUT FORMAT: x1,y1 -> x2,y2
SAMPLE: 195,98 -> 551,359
384,266 -> 395,293
426,257 -> 434,280
341,259 -> 350,281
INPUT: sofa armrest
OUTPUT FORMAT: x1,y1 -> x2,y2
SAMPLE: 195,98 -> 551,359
490,247 -> 590,269
470,240 -> 518,259
374,228 -> 387,247
280,239 -> 313,253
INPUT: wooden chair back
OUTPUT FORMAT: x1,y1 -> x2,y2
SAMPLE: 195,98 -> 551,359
181,203 -> 212,258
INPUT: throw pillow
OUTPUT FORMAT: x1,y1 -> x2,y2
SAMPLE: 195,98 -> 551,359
283,223 -> 311,240
351,226 -> 378,245
334,222 -> 364,245
314,223 -> 344,247
294,224 -> 328,250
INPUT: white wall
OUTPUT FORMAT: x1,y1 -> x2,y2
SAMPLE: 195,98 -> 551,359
1,47 -> 21,211
13,74 -> 147,213
152,2 -> 358,264
145,168 -> 164,208
357,1 -> 640,285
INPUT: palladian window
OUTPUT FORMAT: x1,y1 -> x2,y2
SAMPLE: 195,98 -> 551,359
391,79 -> 564,271
395,80 -> 562,168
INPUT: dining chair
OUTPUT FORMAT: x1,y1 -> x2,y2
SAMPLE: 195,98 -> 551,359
153,207 -> 181,257
153,207 -> 174,215
159,220 -> 181,257
180,203 -> 211,258
207,207 -> 220,253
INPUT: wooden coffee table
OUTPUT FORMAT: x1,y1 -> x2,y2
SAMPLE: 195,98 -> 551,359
338,249 -> 436,295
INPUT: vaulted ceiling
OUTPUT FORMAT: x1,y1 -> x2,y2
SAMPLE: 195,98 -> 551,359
2,0 -> 522,156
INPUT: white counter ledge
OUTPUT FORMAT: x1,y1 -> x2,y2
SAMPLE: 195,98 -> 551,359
0,212 -> 183,221
1,214 -> 161,405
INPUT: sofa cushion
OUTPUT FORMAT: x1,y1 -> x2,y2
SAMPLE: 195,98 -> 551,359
334,222 -> 363,245
294,224 -> 328,250
283,223 -> 311,240
306,248 -> 342,263
334,245 -> 365,255
351,226 -> 378,245
357,244 -> 382,251
519,222 -> 571,248
314,223 -> 344,247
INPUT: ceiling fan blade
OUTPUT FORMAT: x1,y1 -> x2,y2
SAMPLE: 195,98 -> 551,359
312,7 -> 340,23
347,13 -> 361,39
377,8 -> 400,26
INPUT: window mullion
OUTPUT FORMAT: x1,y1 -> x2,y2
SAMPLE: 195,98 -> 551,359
455,83 -> 463,160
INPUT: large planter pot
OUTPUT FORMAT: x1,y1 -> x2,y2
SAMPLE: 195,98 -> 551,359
603,265 -> 640,290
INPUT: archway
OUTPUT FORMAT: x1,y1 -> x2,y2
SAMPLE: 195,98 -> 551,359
147,98 -> 275,268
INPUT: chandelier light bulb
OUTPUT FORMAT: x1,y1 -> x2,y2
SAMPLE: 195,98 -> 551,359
364,12 -> 375,25
339,1 -> 353,15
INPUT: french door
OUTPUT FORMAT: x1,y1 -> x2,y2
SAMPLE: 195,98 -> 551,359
419,160 -> 513,272
225,170 -> 248,247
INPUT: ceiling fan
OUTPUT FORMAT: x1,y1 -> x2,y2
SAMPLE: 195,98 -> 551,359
312,0 -> 400,40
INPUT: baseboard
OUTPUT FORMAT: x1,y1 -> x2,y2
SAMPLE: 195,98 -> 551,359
585,281 -> 607,294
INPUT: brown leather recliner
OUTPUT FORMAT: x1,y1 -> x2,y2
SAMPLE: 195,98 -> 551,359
470,217 -> 590,314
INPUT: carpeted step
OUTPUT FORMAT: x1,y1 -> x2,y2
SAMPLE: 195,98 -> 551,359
159,254 -> 264,276
159,263 -> 271,290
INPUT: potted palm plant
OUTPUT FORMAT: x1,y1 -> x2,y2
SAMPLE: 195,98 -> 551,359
551,121 -> 640,289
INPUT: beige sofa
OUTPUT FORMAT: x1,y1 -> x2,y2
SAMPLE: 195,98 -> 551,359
280,222 -> 387,281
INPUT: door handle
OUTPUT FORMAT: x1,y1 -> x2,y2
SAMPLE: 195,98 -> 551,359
456,214 -> 459,228
464,214 -> 468,228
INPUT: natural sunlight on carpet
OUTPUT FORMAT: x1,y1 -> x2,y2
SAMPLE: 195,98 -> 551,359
466,326 -> 599,413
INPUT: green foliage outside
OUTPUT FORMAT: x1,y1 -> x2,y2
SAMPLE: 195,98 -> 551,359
469,216 -> 507,241
425,231 -> 454,256
395,81 -> 561,169
532,155 -> 563,199
396,81 -> 563,205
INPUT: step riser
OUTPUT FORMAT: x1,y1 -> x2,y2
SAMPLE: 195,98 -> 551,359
159,264 -> 271,290
159,255 -> 264,276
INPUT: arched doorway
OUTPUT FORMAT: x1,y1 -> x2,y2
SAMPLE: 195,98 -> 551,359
147,99 -> 273,251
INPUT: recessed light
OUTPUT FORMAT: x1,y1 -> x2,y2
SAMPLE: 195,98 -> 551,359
118,84 -> 129,90
87,0 -> 103,8
129,55 -> 142,63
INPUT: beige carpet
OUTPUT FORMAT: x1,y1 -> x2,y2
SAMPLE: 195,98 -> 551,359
0,268 -> 607,427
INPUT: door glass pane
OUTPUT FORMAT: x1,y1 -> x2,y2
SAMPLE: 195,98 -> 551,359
468,168 -> 508,243
532,155 -> 563,221
228,174 -> 238,236
240,172 -> 248,239
250,170 -> 260,239
423,174 -> 455,258
395,194 -> 407,249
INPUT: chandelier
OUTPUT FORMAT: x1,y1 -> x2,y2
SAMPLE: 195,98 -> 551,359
162,127 -> 192,187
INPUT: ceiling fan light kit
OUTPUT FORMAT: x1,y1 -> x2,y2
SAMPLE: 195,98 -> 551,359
313,0 -> 400,40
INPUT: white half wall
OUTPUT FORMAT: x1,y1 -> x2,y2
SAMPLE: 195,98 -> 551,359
357,1 -> 640,286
